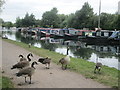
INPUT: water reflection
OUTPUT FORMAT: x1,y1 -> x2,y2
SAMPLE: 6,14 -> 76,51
2,30 -> 120,70
40,40 -> 58,51
73,47 -> 93,59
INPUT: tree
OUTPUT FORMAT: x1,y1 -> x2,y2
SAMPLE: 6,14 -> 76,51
74,2 -> 94,29
22,13 -> 36,27
12,3 -> 119,30
3,21 -> 13,29
113,14 -> 120,30
65,2 -> 95,29
51,7 -> 58,14
35,19 -> 41,27
0,18 -> 4,27
66,13 -> 76,28
91,14 -> 98,29
58,14 -> 68,28
41,7 -> 59,28
15,13 -> 36,27
15,17 -> 22,28
100,13 -> 116,30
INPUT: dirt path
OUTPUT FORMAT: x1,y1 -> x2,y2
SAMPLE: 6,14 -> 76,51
2,40 -> 110,88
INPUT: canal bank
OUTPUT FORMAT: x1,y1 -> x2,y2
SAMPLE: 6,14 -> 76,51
2,30 -> 120,70
2,39 -> 119,88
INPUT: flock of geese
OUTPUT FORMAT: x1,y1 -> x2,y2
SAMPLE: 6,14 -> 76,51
11,53 -> 102,84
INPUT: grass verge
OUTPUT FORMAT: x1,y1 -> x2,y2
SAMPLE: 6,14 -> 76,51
3,39 -> 119,88
0,76 -> 14,88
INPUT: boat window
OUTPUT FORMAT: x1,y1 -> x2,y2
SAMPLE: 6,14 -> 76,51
101,32 -> 104,36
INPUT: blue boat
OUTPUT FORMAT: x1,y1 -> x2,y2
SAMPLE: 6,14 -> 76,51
108,31 -> 120,44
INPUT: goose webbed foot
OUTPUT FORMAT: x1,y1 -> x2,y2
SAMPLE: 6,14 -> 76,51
46,67 -> 50,69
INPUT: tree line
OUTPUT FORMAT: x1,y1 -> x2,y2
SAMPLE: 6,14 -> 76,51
1,2 -> 120,30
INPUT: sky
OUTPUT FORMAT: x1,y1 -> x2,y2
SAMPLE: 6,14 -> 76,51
0,0 -> 119,23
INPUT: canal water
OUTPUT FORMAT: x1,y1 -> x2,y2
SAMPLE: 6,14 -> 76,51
1,29 -> 120,70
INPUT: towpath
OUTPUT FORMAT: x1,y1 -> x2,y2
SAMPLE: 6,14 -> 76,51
2,40 -> 110,88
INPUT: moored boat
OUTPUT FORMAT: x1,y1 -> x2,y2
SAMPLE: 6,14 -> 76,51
38,28 -> 51,37
50,29 -> 64,38
108,31 -> 120,45
64,28 -> 79,40
79,30 -> 120,45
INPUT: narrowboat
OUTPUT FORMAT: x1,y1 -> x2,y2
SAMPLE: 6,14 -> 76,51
50,29 -> 64,38
27,28 -> 37,36
64,28 -> 79,40
38,28 -> 51,37
108,31 -> 120,45
81,30 -> 120,45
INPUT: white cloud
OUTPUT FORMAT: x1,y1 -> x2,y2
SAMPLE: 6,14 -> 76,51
0,0 -> 119,23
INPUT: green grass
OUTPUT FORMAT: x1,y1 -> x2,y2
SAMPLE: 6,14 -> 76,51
3,39 -> 120,88
0,76 -> 14,88
0,77 -> 1,88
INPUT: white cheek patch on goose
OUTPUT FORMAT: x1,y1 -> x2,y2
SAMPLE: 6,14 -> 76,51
98,67 -> 101,69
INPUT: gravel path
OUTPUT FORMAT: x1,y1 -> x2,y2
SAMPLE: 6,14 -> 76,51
2,40 -> 110,88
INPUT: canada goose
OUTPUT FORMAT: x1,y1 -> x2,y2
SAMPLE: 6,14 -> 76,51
58,55 -> 70,70
16,61 -> 38,84
11,53 -> 33,69
38,57 -> 51,69
11,60 -> 30,69
94,62 -> 102,74
27,53 -> 33,62
19,55 -> 27,62
19,53 -> 33,62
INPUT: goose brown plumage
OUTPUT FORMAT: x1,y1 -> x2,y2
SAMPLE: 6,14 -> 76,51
11,53 -> 33,69
38,57 -> 51,69
58,55 -> 70,70
16,61 -> 38,84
